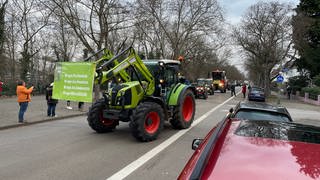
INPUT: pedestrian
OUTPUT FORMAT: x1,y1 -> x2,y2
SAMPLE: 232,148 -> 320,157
231,83 -> 236,97
0,80 -> 3,97
16,80 -> 34,123
287,84 -> 292,100
78,102 -> 84,111
66,100 -> 72,109
46,83 -> 58,117
242,84 -> 247,98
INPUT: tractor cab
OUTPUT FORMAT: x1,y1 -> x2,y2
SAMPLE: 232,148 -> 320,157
142,60 -> 181,98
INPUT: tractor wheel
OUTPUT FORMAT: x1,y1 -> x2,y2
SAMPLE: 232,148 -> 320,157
170,89 -> 195,129
130,102 -> 164,142
87,98 -> 118,133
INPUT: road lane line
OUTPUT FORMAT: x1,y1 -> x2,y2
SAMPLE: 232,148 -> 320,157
106,96 -> 236,180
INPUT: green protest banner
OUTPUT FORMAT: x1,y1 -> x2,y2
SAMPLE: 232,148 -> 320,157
52,62 -> 96,102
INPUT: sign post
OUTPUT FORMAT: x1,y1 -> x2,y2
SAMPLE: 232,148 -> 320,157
276,75 -> 284,105
52,62 -> 96,102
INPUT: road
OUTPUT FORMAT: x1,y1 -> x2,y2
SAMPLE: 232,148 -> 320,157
0,89 -> 319,180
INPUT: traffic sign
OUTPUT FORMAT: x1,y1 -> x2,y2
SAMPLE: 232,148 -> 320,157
276,75 -> 284,83
282,68 -> 289,72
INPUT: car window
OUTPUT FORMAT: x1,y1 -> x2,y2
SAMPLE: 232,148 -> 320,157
235,120 -> 320,144
235,110 -> 291,122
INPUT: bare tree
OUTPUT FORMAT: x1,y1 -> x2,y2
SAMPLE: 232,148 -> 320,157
133,0 -> 225,59
46,0 -> 132,55
233,1 -> 293,94
8,0 -> 52,82
0,0 -> 8,79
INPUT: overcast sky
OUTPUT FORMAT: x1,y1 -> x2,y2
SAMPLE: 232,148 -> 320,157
216,0 -> 300,74
218,0 -> 300,24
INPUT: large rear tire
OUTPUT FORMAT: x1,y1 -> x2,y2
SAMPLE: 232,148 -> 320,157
130,102 -> 164,142
170,89 -> 196,129
87,98 -> 118,133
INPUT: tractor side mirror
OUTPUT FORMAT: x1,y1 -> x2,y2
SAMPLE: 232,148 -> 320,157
158,61 -> 165,68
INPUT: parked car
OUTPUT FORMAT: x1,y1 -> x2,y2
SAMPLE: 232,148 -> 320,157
191,82 -> 208,99
178,118 -> 320,180
248,86 -> 265,102
228,101 -> 293,122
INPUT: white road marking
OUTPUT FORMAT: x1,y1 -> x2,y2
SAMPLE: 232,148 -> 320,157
226,104 -> 236,107
220,109 -> 230,112
106,96 -> 236,180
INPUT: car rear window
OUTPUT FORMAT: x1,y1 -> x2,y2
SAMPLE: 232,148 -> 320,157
235,110 -> 291,122
235,120 -> 320,144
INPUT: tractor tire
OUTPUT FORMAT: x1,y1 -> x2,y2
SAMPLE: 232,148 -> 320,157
87,98 -> 118,133
130,102 -> 164,142
170,89 -> 195,129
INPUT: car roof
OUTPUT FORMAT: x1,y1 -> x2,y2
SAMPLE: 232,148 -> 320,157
180,119 -> 320,180
236,101 -> 289,115
250,86 -> 263,90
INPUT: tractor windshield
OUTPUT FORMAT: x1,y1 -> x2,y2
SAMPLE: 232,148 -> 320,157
197,79 -> 206,86
212,71 -> 224,80
130,63 -> 160,81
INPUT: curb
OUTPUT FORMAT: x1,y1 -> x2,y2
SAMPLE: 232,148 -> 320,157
0,113 -> 87,131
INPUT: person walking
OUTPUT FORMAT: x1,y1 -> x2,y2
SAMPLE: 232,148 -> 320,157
242,84 -> 247,98
0,80 -> 3,97
287,84 -> 292,100
16,80 -> 34,123
230,83 -> 236,97
46,83 -> 58,117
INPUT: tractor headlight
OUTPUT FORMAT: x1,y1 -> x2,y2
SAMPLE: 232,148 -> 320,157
116,97 -> 122,105
219,83 -> 224,87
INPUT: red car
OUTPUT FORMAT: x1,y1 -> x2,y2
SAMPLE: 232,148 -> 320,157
178,118 -> 320,180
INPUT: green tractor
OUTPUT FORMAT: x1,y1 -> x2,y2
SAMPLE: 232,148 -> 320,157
87,47 -> 196,142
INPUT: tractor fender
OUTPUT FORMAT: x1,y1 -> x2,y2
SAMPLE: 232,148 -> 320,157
142,96 -> 169,121
168,84 -> 194,106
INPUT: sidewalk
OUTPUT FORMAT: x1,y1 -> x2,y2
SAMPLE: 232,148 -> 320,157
0,95 -> 91,130
267,93 -> 320,126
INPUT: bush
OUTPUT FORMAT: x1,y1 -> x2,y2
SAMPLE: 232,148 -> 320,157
313,74 -> 320,87
1,81 -> 17,96
288,75 -> 309,93
301,87 -> 320,95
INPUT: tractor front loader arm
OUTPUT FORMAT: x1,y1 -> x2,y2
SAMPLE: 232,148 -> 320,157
96,47 -> 155,96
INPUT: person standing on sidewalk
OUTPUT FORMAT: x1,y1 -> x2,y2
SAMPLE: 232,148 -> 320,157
242,84 -> 247,98
66,100 -> 72,109
16,80 -> 34,123
230,83 -> 236,97
78,102 -> 84,111
287,84 -> 292,100
46,83 -> 58,117
0,80 -> 3,97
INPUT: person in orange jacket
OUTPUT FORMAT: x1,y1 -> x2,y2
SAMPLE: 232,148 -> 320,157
16,80 -> 34,123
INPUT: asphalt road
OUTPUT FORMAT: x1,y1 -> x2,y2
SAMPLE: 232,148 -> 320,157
0,88 -> 319,180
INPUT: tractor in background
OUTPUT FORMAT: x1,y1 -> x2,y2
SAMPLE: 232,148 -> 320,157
212,70 -> 228,93
87,47 -> 196,142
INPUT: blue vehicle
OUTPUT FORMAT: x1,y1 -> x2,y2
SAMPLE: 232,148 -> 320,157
248,86 -> 265,102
